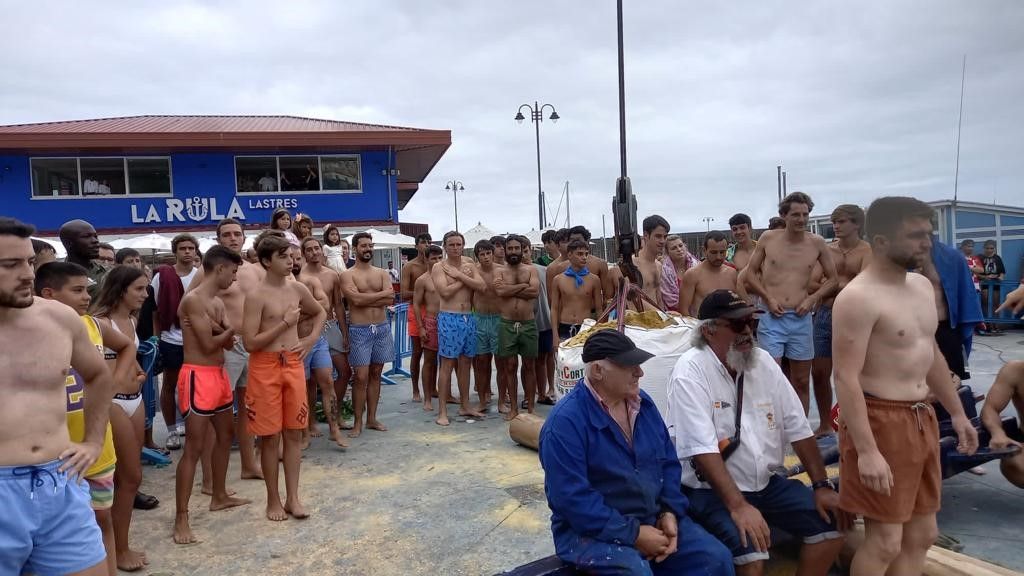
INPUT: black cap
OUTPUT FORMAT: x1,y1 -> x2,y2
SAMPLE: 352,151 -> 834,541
581,330 -> 655,366
697,289 -> 761,320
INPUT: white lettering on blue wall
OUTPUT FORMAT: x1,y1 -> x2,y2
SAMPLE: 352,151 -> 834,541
247,198 -> 298,210
130,197 -> 245,224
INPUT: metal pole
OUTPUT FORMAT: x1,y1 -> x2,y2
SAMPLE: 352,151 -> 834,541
776,165 -> 782,204
782,171 -> 788,196
534,101 -> 545,230
454,185 -> 459,232
565,181 -> 570,227
617,0 -> 627,179
602,214 -> 609,260
954,54 -> 966,204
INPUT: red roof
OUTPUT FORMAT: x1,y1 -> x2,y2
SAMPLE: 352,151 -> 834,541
0,115 -> 451,188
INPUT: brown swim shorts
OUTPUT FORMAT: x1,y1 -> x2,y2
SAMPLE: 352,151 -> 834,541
838,396 -> 941,524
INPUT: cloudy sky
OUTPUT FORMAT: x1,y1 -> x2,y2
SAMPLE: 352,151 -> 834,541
2,1 -> 1021,236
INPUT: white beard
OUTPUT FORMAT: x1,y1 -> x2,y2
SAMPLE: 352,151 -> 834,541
726,343 -> 757,373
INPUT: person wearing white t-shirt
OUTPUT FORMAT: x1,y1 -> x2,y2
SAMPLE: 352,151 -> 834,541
666,290 -> 844,575
152,234 -> 200,450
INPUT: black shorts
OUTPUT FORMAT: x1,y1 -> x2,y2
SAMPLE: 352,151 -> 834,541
158,340 -> 185,372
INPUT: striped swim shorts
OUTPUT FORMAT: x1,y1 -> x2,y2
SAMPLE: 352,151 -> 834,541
349,322 -> 394,368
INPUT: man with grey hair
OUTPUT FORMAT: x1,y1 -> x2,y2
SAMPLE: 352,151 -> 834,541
667,290 -> 844,575
540,329 -> 733,575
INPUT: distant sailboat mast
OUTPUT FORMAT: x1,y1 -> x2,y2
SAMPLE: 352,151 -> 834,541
953,55 -> 966,205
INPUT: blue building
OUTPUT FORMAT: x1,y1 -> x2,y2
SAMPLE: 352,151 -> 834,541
0,115 -> 450,234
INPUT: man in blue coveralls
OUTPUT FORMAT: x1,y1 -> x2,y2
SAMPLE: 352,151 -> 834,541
539,329 -> 734,575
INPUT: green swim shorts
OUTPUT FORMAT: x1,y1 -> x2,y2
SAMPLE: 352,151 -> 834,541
497,318 -> 538,359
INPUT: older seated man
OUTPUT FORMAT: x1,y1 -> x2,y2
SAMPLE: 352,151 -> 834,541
539,329 -> 734,576
667,290 -> 844,576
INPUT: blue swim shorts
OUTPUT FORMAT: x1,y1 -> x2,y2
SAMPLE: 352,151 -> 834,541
438,311 -> 477,360
813,306 -> 833,359
304,332 -> 334,378
0,459 -> 107,576
757,310 -> 814,361
685,475 -> 840,566
475,313 -> 501,356
348,322 -> 394,368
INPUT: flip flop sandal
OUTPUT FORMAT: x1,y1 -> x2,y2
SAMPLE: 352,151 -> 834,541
166,434 -> 182,451
133,492 -> 160,510
537,397 -> 556,406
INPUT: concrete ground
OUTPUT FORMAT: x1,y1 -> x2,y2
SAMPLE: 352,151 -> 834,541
129,330 -> 1024,575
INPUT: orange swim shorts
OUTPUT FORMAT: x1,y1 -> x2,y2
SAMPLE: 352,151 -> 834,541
244,350 -> 309,436
838,396 -> 941,524
177,364 -> 233,417
407,306 -> 420,338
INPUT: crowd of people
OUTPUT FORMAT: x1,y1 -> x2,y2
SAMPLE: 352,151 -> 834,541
2,190 -> 1023,575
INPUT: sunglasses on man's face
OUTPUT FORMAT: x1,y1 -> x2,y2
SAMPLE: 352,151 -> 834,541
721,316 -> 755,332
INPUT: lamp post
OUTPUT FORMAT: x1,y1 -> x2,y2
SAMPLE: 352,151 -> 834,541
445,180 -> 464,232
702,216 -> 714,232
515,101 -> 560,230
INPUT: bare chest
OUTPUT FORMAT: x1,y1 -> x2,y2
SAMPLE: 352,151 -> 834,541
0,323 -> 73,393
764,240 -> 817,277
351,269 -> 385,293
259,286 -> 300,319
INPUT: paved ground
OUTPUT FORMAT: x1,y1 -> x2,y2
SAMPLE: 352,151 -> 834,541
129,330 -> 1024,575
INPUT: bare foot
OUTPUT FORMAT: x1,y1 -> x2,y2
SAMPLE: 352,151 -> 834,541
308,424 -> 323,438
240,467 -> 264,480
339,420 -> 354,430
301,433 -> 312,450
498,403 -> 510,414
173,513 -> 198,545
436,416 -> 450,427
330,429 -> 349,448
209,494 -> 252,511
201,486 -> 237,497
266,502 -> 289,521
117,548 -> 148,572
446,396 -> 460,404
504,410 -> 519,422
347,425 -> 362,438
474,403 -> 488,414
367,420 -> 388,432
284,498 -> 309,519
459,409 -> 485,419
412,394 -> 422,402
422,402 -> 433,412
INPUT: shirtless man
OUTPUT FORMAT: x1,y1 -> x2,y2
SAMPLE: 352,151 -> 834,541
727,213 -> 758,271
551,239 -> 603,348
548,226 -> 612,307
243,233 -> 325,521
400,233 -> 433,403
490,235 -> 507,266
982,361 -> 1024,487
433,231 -> 487,426
636,215 -> 669,308
295,241 -> 346,447
744,192 -> 838,413
834,196 -> 978,575
0,217 -> 112,576
473,240 -> 503,412
174,246 -> 251,544
678,231 -> 738,317
339,233 -> 395,438
808,205 -> 871,435
495,235 -> 541,419
301,237 -> 349,436
213,219 -> 264,479
413,245 -> 444,411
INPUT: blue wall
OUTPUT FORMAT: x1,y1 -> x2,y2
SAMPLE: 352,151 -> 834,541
0,150 -> 398,233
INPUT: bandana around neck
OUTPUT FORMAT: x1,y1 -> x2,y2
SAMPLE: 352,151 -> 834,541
564,266 -> 590,288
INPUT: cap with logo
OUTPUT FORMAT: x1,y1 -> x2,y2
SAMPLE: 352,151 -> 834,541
697,289 -> 762,320
581,329 -> 655,366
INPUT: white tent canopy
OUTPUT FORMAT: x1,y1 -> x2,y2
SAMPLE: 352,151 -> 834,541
523,229 -> 545,247
32,237 -> 66,259
462,222 -> 496,248
345,228 -> 416,248
198,235 -> 255,254
110,233 -> 172,252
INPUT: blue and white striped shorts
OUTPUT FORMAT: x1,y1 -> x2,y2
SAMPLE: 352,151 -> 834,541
348,322 -> 394,368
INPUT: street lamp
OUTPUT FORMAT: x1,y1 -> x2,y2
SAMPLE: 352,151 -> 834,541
445,180 -> 465,232
702,216 -> 714,232
515,101 -> 560,229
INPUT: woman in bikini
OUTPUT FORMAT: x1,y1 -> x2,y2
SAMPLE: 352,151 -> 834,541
92,265 -> 151,572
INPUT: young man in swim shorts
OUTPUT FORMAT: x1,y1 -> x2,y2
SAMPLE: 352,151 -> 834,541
400,233 -> 433,402
339,232 -> 396,438
472,239 -> 503,412
413,245 -> 444,412
834,197 -> 978,575
495,235 -> 541,420
175,246 -> 251,544
2,218 -> 112,576
243,233 -> 325,521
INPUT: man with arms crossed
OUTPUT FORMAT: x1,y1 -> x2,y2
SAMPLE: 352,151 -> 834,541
637,215 -> 669,308
743,192 -> 838,414
495,235 -> 541,419
413,245 -> 444,411
174,246 -> 251,544
244,233 -> 325,521
679,231 -> 738,318
339,233 -> 395,438
400,233 -> 433,402
433,231 -> 486,426
551,239 -> 603,348
808,205 -> 871,436
834,197 -> 978,575
0,217 -> 112,576
473,239 -> 503,412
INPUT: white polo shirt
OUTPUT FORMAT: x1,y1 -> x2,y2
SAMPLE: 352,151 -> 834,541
667,344 -> 812,492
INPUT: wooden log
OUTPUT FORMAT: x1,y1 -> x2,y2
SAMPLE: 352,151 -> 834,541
509,413 -> 546,450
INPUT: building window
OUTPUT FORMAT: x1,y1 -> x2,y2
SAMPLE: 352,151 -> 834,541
31,156 -> 172,198
31,158 -> 79,197
235,154 -> 361,194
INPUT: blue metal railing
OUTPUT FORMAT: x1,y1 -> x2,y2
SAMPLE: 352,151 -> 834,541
382,302 -> 412,385
980,280 -> 1021,327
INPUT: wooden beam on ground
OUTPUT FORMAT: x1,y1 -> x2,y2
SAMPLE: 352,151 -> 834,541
509,413 -> 545,450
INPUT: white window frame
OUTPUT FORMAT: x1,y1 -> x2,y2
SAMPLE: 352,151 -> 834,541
30,156 -> 173,200
234,153 -> 362,196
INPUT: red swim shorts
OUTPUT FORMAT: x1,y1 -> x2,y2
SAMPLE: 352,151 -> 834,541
177,364 -> 233,417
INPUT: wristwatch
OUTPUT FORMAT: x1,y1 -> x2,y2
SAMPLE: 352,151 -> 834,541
811,479 -> 836,492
